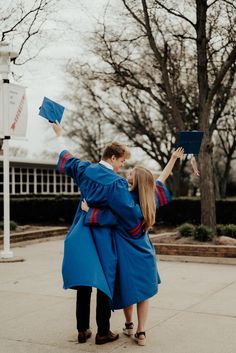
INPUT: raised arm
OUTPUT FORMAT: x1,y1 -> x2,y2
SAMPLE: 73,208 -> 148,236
154,148 -> 184,208
53,122 -> 90,186
158,147 -> 184,184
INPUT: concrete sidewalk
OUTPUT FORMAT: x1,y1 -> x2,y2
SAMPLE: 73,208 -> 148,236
0,239 -> 236,353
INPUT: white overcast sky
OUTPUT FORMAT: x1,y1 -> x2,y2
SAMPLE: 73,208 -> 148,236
9,0 -> 121,157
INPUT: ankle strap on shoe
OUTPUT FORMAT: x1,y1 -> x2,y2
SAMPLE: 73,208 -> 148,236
135,331 -> 146,338
125,322 -> 134,329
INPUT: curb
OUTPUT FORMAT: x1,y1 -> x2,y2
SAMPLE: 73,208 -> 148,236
158,254 -> 236,265
153,242 -> 236,259
0,257 -> 25,263
1,229 -> 235,265
0,227 -> 68,245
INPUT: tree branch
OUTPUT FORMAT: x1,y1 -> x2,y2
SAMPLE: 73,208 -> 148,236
154,0 -> 196,29
223,0 -> 236,10
1,0 -> 46,41
141,0 -> 185,130
207,0 -> 219,9
122,0 -> 146,28
207,47 -> 236,107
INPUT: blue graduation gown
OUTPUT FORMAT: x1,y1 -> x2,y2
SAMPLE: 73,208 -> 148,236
85,180 -> 171,309
57,151 -> 143,300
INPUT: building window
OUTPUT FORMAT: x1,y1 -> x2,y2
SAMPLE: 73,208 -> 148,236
0,163 -> 79,195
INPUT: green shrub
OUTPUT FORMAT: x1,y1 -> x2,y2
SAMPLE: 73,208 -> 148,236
222,224 -> 236,238
10,220 -> 18,231
0,220 -> 18,231
216,224 -> 225,236
177,223 -> 195,237
194,225 -> 215,242
216,224 -> 236,238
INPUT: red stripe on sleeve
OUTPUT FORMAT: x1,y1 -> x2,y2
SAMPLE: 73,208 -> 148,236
129,222 -> 141,234
89,209 -> 94,224
155,186 -> 164,206
60,154 -> 66,173
60,152 -> 73,173
94,209 -> 99,224
129,222 -> 143,236
158,185 -> 167,205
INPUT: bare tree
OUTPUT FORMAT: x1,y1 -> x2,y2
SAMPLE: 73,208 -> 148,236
0,0 -> 57,65
65,1 -> 236,220
213,100 -> 236,198
76,0 -> 236,229
64,63 -> 116,162
0,0 -> 59,150
66,56 -> 192,194
117,0 -> 236,230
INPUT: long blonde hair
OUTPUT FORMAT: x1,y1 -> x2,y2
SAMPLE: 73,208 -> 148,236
131,166 -> 156,231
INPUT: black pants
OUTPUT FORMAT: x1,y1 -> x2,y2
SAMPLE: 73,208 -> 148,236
76,286 -> 111,336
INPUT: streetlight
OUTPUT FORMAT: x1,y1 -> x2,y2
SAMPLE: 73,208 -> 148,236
0,42 -> 18,258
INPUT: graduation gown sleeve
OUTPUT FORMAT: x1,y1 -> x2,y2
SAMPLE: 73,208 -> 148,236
84,208 -> 118,226
57,150 -> 91,186
155,179 -> 172,208
86,179 -> 171,230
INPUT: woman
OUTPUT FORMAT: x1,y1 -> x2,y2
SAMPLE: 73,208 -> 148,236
82,148 -> 184,345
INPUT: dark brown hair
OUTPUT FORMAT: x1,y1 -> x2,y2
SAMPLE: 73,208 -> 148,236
102,141 -> 131,160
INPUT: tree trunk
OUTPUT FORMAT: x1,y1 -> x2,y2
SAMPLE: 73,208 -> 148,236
199,138 -> 216,230
196,0 -> 216,231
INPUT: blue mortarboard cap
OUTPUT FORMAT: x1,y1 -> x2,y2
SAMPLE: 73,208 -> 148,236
38,97 -> 65,123
176,131 -> 204,154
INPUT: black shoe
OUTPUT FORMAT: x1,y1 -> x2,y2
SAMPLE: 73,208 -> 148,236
95,330 -> 119,345
78,329 -> 92,343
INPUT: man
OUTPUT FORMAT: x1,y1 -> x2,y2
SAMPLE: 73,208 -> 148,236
53,122 -> 144,345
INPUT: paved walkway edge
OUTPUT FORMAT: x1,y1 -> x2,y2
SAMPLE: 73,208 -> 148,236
158,254 -> 236,265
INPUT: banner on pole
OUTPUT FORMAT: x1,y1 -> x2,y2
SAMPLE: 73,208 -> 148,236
8,83 -> 28,138
0,82 -> 28,138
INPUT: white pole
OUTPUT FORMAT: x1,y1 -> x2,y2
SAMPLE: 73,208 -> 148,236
1,138 -> 13,258
0,43 -> 14,259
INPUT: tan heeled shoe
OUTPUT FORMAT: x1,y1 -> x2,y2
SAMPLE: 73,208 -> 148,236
134,331 -> 146,346
123,322 -> 134,336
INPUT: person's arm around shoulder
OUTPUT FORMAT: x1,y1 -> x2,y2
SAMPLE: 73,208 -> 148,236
81,200 -> 118,226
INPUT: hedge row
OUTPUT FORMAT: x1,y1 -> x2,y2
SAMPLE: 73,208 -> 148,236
0,196 -> 235,225
157,198 -> 201,225
0,196 -> 79,224
157,198 -> 236,225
